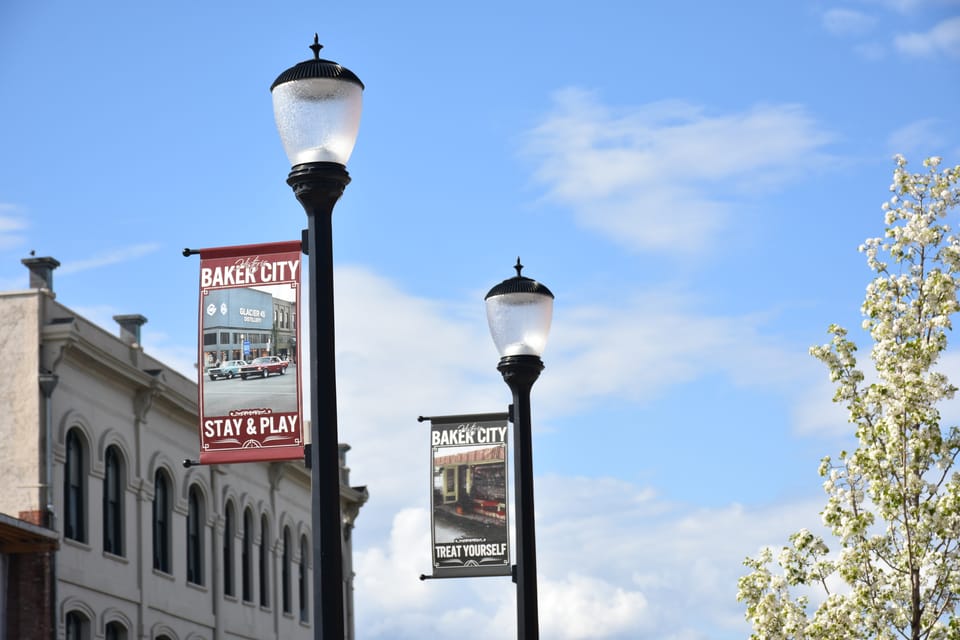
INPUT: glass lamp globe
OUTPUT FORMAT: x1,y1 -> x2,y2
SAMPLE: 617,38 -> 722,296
271,35 -> 364,167
485,259 -> 554,358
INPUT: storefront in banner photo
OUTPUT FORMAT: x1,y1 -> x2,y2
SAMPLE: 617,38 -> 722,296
196,241 -> 304,465
430,415 -> 511,577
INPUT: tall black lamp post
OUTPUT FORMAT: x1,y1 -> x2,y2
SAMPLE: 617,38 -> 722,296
485,258 -> 554,640
271,35 -> 364,640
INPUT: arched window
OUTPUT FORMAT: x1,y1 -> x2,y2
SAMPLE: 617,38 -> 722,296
105,621 -> 126,640
281,526 -> 292,614
152,470 -> 171,573
223,502 -> 236,597
64,429 -> 87,542
103,445 -> 124,556
187,485 -> 204,585
299,535 -> 309,623
65,610 -> 89,640
259,514 -> 270,607
242,508 -> 253,602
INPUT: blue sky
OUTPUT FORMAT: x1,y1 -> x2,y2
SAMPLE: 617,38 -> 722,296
2,1 -> 959,638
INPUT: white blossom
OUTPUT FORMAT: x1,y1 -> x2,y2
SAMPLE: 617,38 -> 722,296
737,156 -> 960,639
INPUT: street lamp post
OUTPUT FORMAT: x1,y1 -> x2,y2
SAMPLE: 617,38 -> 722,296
485,258 -> 554,640
271,35 -> 364,640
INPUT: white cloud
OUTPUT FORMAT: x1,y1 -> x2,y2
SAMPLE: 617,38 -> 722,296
822,8 -> 878,36
539,291 -> 816,417
887,118 -> 946,156
141,328 -> 199,379
860,0 -> 959,12
525,90 -> 833,254
894,16 -> 960,57
539,574 -> 652,639
353,473 -> 826,639
303,268 -> 825,536
58,242 -> 162,275
853,41 -> 888,59
0,206 -> 27,251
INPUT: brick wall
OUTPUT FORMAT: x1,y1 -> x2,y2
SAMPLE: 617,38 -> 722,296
6,550 -> 54,639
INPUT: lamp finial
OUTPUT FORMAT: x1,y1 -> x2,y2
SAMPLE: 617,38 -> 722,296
514,257 -> 523,277
310,34 -> 323,60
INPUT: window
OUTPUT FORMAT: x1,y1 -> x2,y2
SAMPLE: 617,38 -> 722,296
65,611 -> 88,640
242,508 -> 253,601
282,526 -> 292,614
203,332 -> 217,346
224,502 -> 236,597
299,535 -> 309,623
64,429 -> 86,542
187,485 -> 204,585
220,331 -> 230,344
259,515 -> 270,607
103,445 -> 124,556
105,621 -> 126,640
153,470 -> 171,573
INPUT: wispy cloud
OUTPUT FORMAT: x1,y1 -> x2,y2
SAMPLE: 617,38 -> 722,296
59,243 -> 162,275
859,0 -> 960,13
541,290 -> 817,417
822,8 -> 878,36
524,90 -> 833,254
0,205 -> 27,251
894,15 -> 960,57
887,118 -> 952,156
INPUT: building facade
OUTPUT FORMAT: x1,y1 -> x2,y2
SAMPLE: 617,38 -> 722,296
201,290 -> 297,367
0,257 -> 368,640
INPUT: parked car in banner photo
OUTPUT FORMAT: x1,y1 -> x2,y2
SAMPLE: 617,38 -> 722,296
207,359 -> 247,381
239,356 -> 289,379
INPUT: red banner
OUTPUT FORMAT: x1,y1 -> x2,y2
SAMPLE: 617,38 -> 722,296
196,241 -> 304,464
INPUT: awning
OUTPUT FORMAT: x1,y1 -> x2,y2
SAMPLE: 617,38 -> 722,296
0,513 -> 59,553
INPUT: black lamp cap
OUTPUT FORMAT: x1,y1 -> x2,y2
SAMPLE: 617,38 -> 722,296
270,34 -> 364,91
485,258 -> 554,300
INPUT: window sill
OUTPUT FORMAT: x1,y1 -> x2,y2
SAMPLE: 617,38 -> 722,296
102,550 -> 128,564
187,580 -> 208,593
63,537 -> 92,552
152,568 -> 175,582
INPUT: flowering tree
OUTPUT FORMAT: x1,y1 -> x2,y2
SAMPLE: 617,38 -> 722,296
737,156 -> 960,639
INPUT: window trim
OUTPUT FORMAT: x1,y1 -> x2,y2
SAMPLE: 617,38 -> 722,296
299,534 -> 309,623
64,429 -> 87,543
242,508 -> 254,602
223,502 -> 236,597
186,485 -> 205,585
65,610 -> 89,640
259,514 -> 270,608
152,470 -> 172,574
103,445 -> 124,556
282,526 -> 292,614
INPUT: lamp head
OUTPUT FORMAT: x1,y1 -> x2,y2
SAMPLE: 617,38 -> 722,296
271,35 -> 364,167
484,258 -> 554,358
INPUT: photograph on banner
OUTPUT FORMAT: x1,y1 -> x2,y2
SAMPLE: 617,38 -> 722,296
196,242 -> 303,464
430,417 -> 511,577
